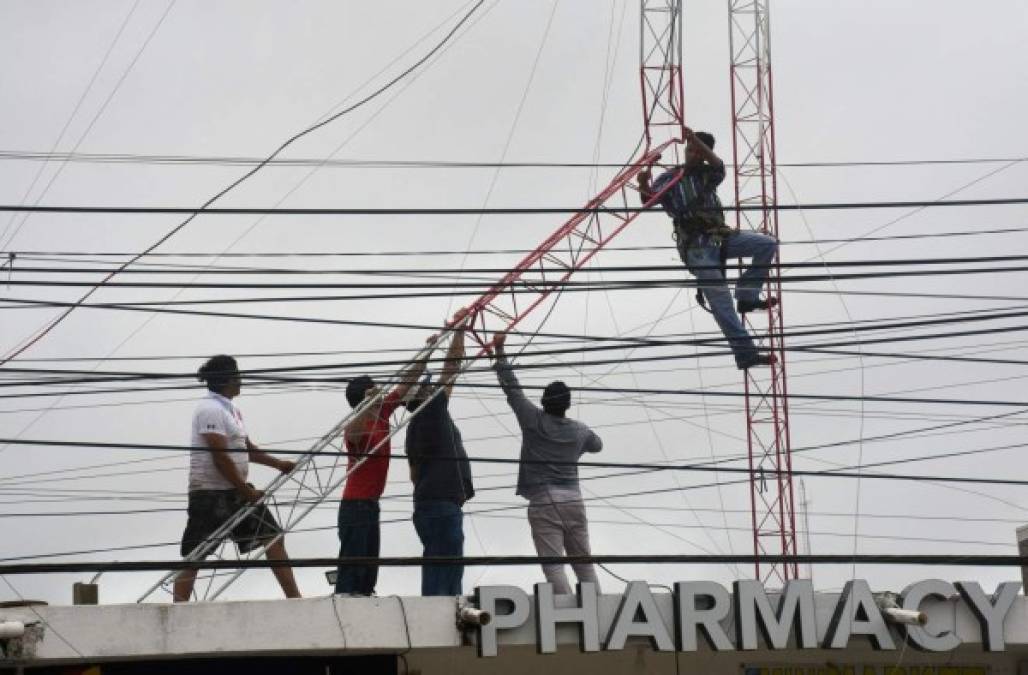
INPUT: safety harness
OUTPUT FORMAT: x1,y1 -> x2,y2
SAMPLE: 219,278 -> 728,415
673,217 -> 734,314
650,164 -> 734,313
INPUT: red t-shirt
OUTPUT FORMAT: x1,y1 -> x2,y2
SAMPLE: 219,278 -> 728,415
341,390 -> 401,500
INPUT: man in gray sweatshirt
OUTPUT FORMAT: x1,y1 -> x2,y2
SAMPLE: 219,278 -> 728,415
492,332 -> 604,595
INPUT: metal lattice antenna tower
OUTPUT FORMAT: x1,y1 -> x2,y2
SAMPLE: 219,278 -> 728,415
135,1 -> 685,602
728,0 -> 799,584
640,0 -> 685,152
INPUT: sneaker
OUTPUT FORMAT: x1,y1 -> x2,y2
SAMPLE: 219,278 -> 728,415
737,297 -> 779,315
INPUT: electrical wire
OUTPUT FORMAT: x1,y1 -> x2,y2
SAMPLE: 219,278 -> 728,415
5,432 -> 1026,563
10,251 -> 1028,275
0,0 -> 503,469
2,319 -> 1025,369
4,263 -> 1027,289
0,0 -> 489,367
810,158 -> 1027,260
3,196 -> 1028,215
0,514 -> 1013,564
7,222 -> 1028,259
5,305 -> 1028,388
5,437 -> 1028,487
2,399 -> 1026,494
2,3 -> 1028,595
1,149 -> 1025,170
6,500 -> 1025,527
2,553 -> 1026,575
0,0 -> 175,252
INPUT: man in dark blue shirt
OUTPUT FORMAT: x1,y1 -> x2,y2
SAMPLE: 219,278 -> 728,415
404,313 -> 475,596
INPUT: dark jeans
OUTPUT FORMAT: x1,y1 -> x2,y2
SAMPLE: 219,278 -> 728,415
679,230 -> 778,367
335,499 -> 380,595
413,499 -> 464,596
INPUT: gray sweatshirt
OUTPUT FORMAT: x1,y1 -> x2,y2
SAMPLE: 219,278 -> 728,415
494,356 -> 603,497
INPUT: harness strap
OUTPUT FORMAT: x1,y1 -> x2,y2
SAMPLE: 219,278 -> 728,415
674,219 -> 729,314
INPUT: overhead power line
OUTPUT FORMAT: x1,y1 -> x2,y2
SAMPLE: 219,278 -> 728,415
4,317 -> 1028,398
3,263 -> 1027,289
1,346 -> 1022,415
3,428 -> 1026,565
5,371 -> 1028,405
0,0 -> 175,253
4,429 -> 1025,514
7,224 -> 1028,259
2,310 -> 1025,364
4,305 -> 1028,384
2,196 -> 1027,215
1,148 -> 1025,170
9,252 -> 1028,275
1,554 -> 1025,575
6,437 -> 1028,486
0,0 -> 489,367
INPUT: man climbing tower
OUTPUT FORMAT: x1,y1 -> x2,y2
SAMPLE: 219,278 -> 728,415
638,127 -> 778,369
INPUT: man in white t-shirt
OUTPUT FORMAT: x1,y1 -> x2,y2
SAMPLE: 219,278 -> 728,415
174,354 -> 301,602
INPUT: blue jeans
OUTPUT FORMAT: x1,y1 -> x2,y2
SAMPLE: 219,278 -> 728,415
413,500 -> 464,596
680,230 -> 778,367
335,499 -> 380,595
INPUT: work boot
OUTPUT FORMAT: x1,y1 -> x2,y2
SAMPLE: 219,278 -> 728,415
737,352 -> 775,370
737,296 -> 779,315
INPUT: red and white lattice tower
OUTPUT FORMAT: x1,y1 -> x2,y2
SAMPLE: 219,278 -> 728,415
132,1 -> 803,602
728,0 -> 798,584
639,1 -> 685,152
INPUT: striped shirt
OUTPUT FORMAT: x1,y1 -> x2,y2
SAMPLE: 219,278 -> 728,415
650,161 -> 727,230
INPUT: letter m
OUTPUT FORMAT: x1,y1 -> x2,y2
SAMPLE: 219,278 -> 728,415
734,579 -> 817,649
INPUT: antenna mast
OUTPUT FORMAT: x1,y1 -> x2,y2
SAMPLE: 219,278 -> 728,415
728,0 -> 798,584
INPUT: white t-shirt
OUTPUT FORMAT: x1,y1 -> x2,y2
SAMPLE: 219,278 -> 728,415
189,392 -> 249,492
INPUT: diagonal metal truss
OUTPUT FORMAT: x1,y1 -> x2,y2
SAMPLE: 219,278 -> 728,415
137,1 -> 685,602
728,0 -> 798,585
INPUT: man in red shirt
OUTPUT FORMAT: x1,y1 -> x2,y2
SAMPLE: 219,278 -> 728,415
334,340 -> 432,596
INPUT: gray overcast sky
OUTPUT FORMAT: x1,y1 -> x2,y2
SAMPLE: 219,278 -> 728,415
1,0 -> 1027,605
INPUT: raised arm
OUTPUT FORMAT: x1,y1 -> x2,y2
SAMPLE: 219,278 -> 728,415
491,332 -> 536,423
684,127 -> 724,170
637,149 -> 665,204
682,128 -> 726,197
344,335 -> 437,447
440,311 -> 467,399
392,334 -> 435,402
637,167 -> 654,203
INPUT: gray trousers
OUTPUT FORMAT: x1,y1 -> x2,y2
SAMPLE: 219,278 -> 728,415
526,485 -> 599,595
